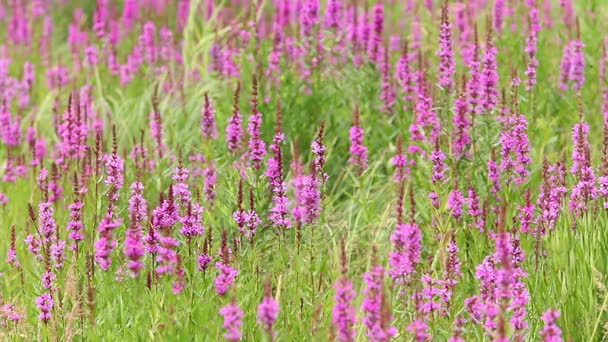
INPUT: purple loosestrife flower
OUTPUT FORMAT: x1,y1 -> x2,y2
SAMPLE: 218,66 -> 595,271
410,81 -> 441,144
447,189 -> 466,221
368,3 -> 384,63
104,133 -> 125,203
431,139 -> 447,184
39,201 -> 57,244
155,234 -> 180,276
348,107 -> 368,173
453,90 -> 471,158
536,160 -> 568,234
493,0 -> 505,33
267,26 -> 283,87
488,153 -> 502,195
197,243 -> 212,272
406,318 -> 430,341
266,106 -> 291,228
602,39 -> 608,124
152,190 -> 180,276
247,77 -> 267,170
6,225 -> 19,268
204,162 -> 218,204
389,221 -> 422,285
215,232 -> 239,296
380,48 -> 396,115
437,3 -> 455,89
467,30 -> 483,116
600,124 -> 608,208
560,38 -> 585,91
558,42 -> 572,91
180,202 -> 205,238
125,181 -> 148,276
67,176 -> 84,250
443,239 -> 463,307
525,8 -> 540,91
449,317 -> 466,342
25,234 -> 42,262
392,137 -> 410,182
518,190 -> 535,233
324,0 -> 342,29
414,274 -> 445,316
301,0 -> 320,38
481,28 -> 499,113
257,282 -> 280,337
0,106 -> 23,147
467,216 -> 530,339
396,41 -> 415,109
220,301 -> 244,342
332,242 -> 357,342
292,173 -> 322,226
312,123 -> 328,183
50,240 -> 67,269
570,119 -> 597,217
172,162 -> 191,205
95,208 -> 122,270
245,191 -> 261,239
361,255 -> 397,341
499,110 -> 531,186
150,94 -> 165,159
569,39 -> 585,91
560,0 -> 575,28
0,303 -> 24,325
233,181 -> 248,236
227,84 -> 243,153
540,309 -> 563,342
201,92 -> 218,139
214,260 -> 239,295
35,292 -> 54,323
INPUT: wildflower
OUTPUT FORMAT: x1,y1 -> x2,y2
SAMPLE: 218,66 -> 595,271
35,292 -> 54,323
380,48 -> 396,115
361,252 -> 396,341
540,309 -> 563,342
172,162 -> 191,204
247,77 -> 267,169
219,301 -> 244,342
201,92 -> 218,139
570,119 -> 597,217
453,89 -> 471,158
348,107 -> 368,173
324,0 -> 341,29
332,241 -> 357,342
481,27 -> 499,112
95,209 -> 122,270
227,84 -> 243,153
204,163 -> 218,204
368,3 -> 384,62
125,181 -> 148,276
257,282 -> 280,336
67,176 -> 85,250
6,225 -> 19,268
396,41 -> 415,108
180,202 -> 205,238
447,189 -> 466,221
266,106 -> 291,228
406,318 -> 430,341
437,2 -> 455,89
431,140 -> 447,184
215,232 -> 239,295
392,137 -> 410,182
389,199 -> 422,286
